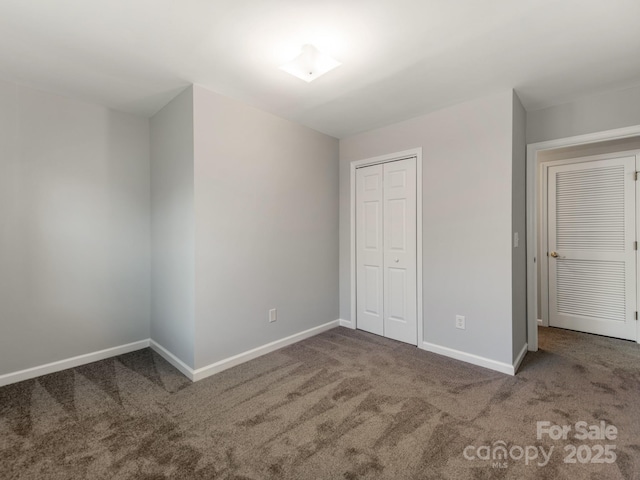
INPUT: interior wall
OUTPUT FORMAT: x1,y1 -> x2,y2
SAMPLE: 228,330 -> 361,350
340,90 -> 515,365
0,79 -> 150,376
193,85 -> 339,369
511,92 -> 527,360
527,84 -> 640,144
150,87 -> 196,367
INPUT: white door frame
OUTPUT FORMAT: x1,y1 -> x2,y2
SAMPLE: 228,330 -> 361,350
526,125 -> 640,351
350,148 -> 423,345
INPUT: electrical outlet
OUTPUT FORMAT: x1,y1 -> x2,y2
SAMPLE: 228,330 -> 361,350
456,315 -> 466,330
269,308 -> 277,323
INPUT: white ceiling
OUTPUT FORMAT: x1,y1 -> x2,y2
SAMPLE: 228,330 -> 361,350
1,0 -> 639,138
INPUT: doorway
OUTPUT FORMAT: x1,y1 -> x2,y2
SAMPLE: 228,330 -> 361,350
544,152 -> 638,341
526,127 -> 640,351
349,149 -> 423,346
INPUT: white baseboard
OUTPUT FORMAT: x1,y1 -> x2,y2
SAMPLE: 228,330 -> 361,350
339,318 -> 354,329
0,321 -> 342,388
191,320 -> 339,382
0,339 -> 150,387
513,343 -> 528,374
149,341 -> 195,381
420,341 -> 521,376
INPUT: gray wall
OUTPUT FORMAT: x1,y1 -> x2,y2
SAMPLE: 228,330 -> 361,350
0,80 -> 150,375
527,84 -> 640,144
340,91 -> 515,365
511,92 -> 527,360
150,87 -> 196,368
192,85 -> 339,369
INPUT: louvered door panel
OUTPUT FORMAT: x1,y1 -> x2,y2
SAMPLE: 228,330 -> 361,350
548,155 -> 637,341
556,259 -> 625,322
556,165 -> 625,251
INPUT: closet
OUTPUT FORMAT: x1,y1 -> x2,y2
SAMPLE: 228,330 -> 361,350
355,157 -> 417,345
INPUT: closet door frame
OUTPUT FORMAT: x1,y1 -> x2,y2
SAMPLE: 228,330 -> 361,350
348,148 -> 423,346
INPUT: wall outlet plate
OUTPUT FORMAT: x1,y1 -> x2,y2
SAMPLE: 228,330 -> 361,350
456,315 -> 466,330
269,308 -> 277,323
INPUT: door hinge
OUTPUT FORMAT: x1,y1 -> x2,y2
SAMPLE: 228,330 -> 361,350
635,171 -> 639,181
635,311 -> 638,321
635,241 -> 638,251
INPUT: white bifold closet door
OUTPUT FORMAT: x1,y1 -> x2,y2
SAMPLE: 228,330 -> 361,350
548,155 -> 637,341
356,157 -> 417,345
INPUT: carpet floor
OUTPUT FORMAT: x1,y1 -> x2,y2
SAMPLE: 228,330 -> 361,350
1,326 -> 639,479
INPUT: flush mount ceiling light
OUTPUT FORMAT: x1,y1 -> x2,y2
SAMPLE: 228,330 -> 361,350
279,44 -> 341,82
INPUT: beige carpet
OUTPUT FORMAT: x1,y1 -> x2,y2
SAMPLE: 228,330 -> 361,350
1,326 -> 639,479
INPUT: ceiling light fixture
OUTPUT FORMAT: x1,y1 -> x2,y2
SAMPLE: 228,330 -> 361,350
279,44 -> 341,82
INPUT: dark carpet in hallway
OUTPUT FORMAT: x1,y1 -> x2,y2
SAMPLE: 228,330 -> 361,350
1,327 -> 639,479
